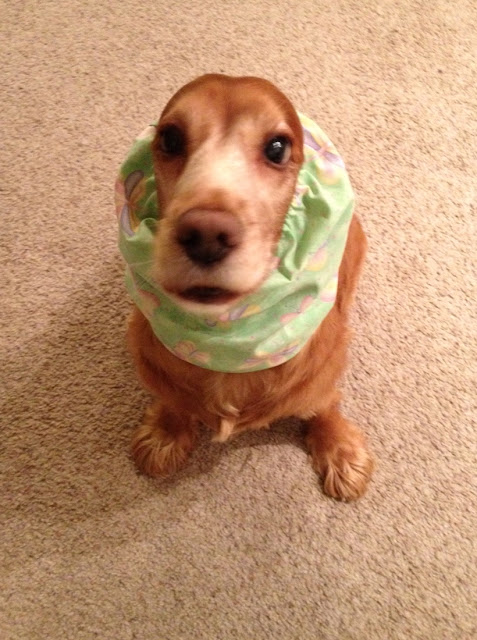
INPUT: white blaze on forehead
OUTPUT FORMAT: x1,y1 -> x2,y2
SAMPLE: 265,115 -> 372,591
172,115 -> 291,202
175,131 -> 254,200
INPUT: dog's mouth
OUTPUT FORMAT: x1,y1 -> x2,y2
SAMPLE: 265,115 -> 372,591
179,286 -> 240,305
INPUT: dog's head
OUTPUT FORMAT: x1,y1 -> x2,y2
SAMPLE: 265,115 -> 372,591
151,74 -> 304,312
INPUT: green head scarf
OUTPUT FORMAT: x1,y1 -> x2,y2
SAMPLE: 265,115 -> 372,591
116,113 -> 355,373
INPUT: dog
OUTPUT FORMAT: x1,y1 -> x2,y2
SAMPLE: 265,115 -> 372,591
116,74 -> 373,501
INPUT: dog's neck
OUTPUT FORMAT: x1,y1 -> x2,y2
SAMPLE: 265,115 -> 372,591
117,114 -> 355,373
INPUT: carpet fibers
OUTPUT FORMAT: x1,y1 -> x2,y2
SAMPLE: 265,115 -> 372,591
1,1 -> 476,639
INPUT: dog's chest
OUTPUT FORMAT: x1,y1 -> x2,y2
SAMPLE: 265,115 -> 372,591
200,367 -> 316,442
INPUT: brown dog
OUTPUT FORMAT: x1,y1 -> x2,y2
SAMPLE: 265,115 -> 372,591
122,74 -> 373,500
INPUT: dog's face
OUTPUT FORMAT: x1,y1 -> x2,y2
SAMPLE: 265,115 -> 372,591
151,74 -> 304,312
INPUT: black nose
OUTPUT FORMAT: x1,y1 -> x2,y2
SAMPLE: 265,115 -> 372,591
176,209 -> 243,266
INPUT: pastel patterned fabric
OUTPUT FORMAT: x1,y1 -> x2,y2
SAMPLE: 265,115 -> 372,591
116,114 -> 355,373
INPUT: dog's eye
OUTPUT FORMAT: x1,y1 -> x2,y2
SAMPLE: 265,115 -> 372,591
158,125 -> 185,156
264,136 -> 291,165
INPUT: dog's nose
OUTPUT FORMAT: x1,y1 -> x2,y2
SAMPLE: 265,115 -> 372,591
176,209 -> 243,266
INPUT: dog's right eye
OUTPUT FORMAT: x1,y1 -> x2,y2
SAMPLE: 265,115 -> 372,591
158,125 -> 185,156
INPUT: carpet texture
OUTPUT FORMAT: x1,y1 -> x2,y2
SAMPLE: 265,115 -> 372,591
1,1 -> 476,638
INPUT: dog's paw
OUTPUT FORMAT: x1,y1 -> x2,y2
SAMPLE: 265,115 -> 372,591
307,410 -> 373,501
131,404 -> 196,478
311,438 -> 373,501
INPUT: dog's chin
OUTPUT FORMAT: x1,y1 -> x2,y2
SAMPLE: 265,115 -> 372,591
165,285 -> 246,316
158,254 -> 277,316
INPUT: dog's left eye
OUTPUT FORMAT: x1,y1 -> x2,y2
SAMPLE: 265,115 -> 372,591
158,125 -> 185,156
264,136 -> 291,165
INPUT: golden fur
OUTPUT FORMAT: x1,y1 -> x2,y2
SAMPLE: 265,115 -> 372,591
126,75 -> 373,500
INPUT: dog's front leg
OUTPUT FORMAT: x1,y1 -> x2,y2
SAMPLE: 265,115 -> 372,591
131,400 -> 198,477
306,403 -> 373,501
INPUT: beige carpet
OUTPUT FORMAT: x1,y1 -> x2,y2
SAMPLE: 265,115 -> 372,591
1,1 -> 476,638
